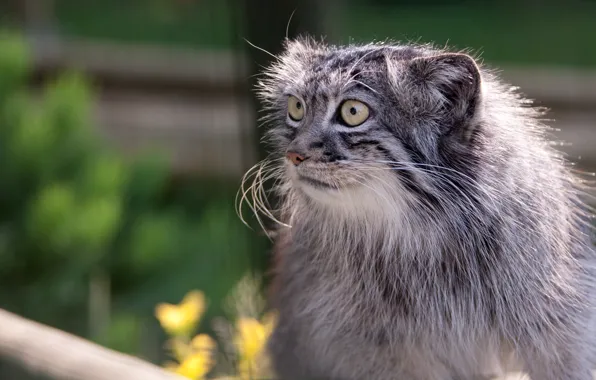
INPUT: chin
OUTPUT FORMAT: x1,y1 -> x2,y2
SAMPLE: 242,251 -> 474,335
291,168 -> 409,220
293,173 -> 346,206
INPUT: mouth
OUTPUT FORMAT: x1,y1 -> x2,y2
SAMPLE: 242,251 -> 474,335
297,174 -> 338,190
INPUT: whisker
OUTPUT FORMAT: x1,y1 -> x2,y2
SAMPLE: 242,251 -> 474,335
236,158 -> 280,229
350,160 -> 593,240
349,173 -> 398,215
351,80 -> 379,94
236,162 -> 264,228
236,155 -> 293,236
350,164 -> 482,217
253,163 -> 290,227
351,166 -> 435,216
364,160 -> 517,212
342,69 -> 382,90
341,49 -> 379,88
243,38 -> 278,59
286,9 -> 297,40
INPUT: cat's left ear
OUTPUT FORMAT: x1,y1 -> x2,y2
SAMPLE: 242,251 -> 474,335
407,53 -> 482,127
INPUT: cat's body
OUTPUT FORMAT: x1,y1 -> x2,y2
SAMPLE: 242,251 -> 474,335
250,38 -> 596,380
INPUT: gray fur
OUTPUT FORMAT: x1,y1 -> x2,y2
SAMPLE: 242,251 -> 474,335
246,37 -> 596,380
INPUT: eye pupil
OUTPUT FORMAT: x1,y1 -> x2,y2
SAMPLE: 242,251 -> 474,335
339,100 -> 369,127
296,102 -> 302,109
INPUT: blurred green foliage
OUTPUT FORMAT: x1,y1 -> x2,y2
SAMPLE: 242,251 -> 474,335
0,31 -> 265,361
338,0 -> 596,67
46,0 -> 596,67
54,0 -> 234,49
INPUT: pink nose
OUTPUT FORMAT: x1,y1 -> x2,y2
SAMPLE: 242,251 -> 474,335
286,151 -> 306,166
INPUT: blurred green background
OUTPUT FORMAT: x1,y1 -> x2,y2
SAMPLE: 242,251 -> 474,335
0,0 -> 594,378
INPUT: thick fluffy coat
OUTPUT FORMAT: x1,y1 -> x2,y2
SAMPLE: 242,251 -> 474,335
251,38 -> 596,380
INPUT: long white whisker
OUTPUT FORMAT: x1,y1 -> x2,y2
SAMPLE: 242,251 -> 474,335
349,173 -> 398,216
342,69 -> 382,90
357,160 -> 514,215
253,163 -> 291,227
342,49 -> 379,88
351,80 -> 379,94
286,9 -> 297,40
350,164 -> 481,216
236,162 -> 264,228
236,158 -> 285,231
348,162 -> 547,243
239,155 -> 295,235
243,38 -> 277,59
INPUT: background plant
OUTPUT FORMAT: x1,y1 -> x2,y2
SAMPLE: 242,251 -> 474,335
0,32 -> 266,374
155,276 -> 276,380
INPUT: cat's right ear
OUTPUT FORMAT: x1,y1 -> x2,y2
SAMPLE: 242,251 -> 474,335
405,53 -> 482,126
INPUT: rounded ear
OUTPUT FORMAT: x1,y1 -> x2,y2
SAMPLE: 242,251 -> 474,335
407,53 -> 482,122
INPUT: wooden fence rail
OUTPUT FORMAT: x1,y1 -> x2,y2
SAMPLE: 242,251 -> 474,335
0,308 -> 185,380
28,35 -> 596,104
25,35 -> 596,174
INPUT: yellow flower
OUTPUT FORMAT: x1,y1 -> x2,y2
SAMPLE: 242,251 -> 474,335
234,311 -> 277,380
165,337 -> 192,362
261,311 -> 277,338
163,334 -> 218,379
175,351 -> 214,380
191,333 -> 217,352
155,290 -> 206,337
237,358 -> 255,380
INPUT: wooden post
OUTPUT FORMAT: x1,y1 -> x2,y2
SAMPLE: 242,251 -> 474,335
228,0 -> 325,271
232,0 -> 324,162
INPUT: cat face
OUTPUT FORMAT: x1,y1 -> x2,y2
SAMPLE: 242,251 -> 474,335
257,39 -> 483,208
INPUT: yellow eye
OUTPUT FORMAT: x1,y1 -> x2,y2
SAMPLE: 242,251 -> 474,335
288,96 -> 305,121
340,100 -> 369,126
